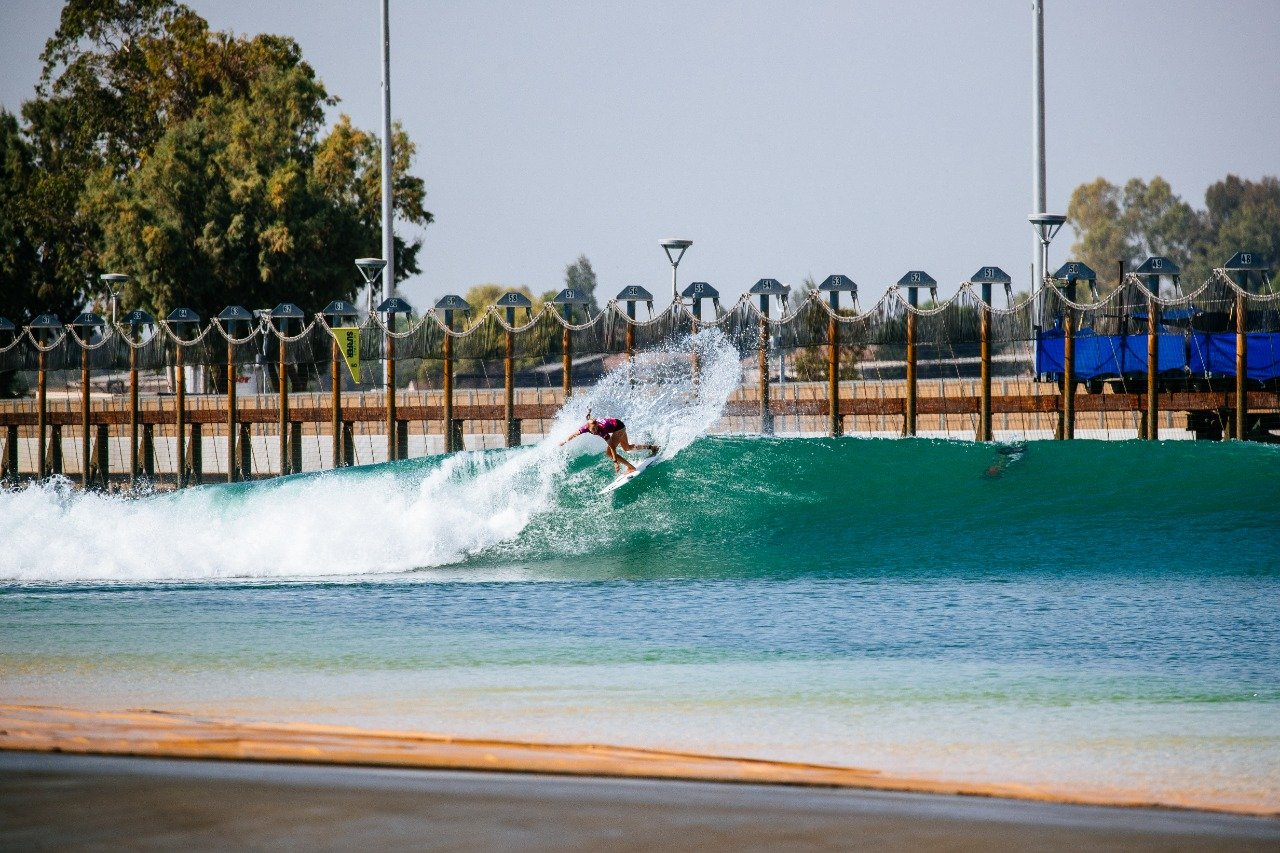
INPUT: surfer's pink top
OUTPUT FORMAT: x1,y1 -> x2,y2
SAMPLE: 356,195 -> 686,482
578,418 -> 624,437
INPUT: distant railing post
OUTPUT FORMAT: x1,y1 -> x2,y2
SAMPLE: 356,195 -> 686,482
682,282 -> 718,388
129,344 -> 139,485
1236,287 -> 1247,440
1146,294 -> 1158,441
498,293 -> 532,449
80,340 -> 92,488
120,310 -> 154,488
979,284 -> 993,443
443,313 -> 454,451
376,298 -> 411,462
175,338 -> 187,486
28,315 -> 63,479
899,272 -> 935,437
818,276 -> 857,438
1062,302 -> 1075,439
229,336 -> 239,480
217,307 -> 250,482
320,302 -> 358,468
331,336 -> 342,466
435,296 -> 470,453
749,279 -> 789,436
549,289 -> 590,400
36,349 -> 46,480
505,310 -> 516,447
279,328 -> 289,473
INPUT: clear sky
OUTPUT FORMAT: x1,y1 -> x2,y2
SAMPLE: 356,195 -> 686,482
2,1 -> 1278,309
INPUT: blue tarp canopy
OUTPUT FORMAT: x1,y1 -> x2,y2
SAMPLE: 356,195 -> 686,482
1036,329 -> 1187,378
1190,333 -> 1280,380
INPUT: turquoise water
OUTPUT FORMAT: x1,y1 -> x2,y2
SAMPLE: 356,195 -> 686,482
1,336 -> 1278,811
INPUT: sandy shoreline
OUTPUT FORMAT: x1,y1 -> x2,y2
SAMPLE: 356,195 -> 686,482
1,703 -> 1276,819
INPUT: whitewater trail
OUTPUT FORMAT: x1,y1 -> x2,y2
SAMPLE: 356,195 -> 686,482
0,331 -> 742,583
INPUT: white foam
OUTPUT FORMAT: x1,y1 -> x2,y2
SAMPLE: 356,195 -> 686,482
0,330 -> 741,583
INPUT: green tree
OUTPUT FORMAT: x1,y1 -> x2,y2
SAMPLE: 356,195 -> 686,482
6,0 -> 431,320
563,255 -> 600,319
1067,174 -> 1280,290
0,110 -> 50,323
1201,175 -> 1280,275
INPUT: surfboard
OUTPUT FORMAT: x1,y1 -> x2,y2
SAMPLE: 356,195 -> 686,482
602,454 -> 662,494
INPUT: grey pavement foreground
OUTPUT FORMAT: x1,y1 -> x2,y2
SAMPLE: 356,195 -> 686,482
1,752 -> 1277,851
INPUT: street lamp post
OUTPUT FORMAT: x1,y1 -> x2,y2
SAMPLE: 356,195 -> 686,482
356,257 -> 389,388
1029,212 -> 1066,331
660,239 -> 693,304
100,273 -> 127,326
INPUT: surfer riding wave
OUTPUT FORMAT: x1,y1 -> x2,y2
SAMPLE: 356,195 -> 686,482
560,409 -> 659,474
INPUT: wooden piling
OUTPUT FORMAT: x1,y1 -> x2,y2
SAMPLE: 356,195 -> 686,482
1146,295 -> 1159,440
504,317 -> 517,448
37,350 -> 46,479
1062,306 -> 1075,440
443,312 -> 455,452
827,308 -> 840,438
80,344 -> 91,488
129,343 -> 139,487
330,335 -> 342,467
342,422 -> 354,467
979,300 -> 992,442
279,332 -> 289,474
228,338 -> 239,481
759,301 -> 772,435
1235,289 -> 1247,440
175,341 -> 187,486
385,329 -> 396,462
904,310 -> 917,436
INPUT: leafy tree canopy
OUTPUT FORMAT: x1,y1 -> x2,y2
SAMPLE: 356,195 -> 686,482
3,0 -> 431,322
1065,174 -> 1278,290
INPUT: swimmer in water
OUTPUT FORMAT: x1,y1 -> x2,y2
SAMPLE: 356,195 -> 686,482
560,410 -> 659,474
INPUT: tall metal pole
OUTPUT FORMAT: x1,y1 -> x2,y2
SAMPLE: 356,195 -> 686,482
380,0 -> 394,305
1032,0 -> 1047,292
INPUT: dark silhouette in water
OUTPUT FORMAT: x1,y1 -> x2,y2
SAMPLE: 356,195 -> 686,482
983,443 -> 1026,479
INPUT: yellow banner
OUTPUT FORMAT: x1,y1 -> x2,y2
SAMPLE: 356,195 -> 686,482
334,327 -> 361,383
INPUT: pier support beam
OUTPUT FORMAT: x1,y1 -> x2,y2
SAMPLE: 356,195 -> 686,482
1061,306 -> 1075,440
1235,289 -> 1247,440
36,350 -> 46,480
504,309 -> 516,448
175,341 -> 187,487
1146,295 -> 1159,441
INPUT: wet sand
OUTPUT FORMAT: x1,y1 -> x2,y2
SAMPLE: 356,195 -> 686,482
4,752 -> 1279,851
1,703 -> 1278,849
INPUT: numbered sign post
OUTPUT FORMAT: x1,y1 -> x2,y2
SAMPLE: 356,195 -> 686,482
749,279 -> 789,435
320,302 -> 359,468
971,268 -> 1012,442
682,282 -> 718,384
1224,252 -> 1271,440
898,272 -> 936,436
498,293 -> 532,447
550,289 -> 591,398
1134,257 -> 1178,441
435,295 -> 471,452
818,276 -> 858,437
